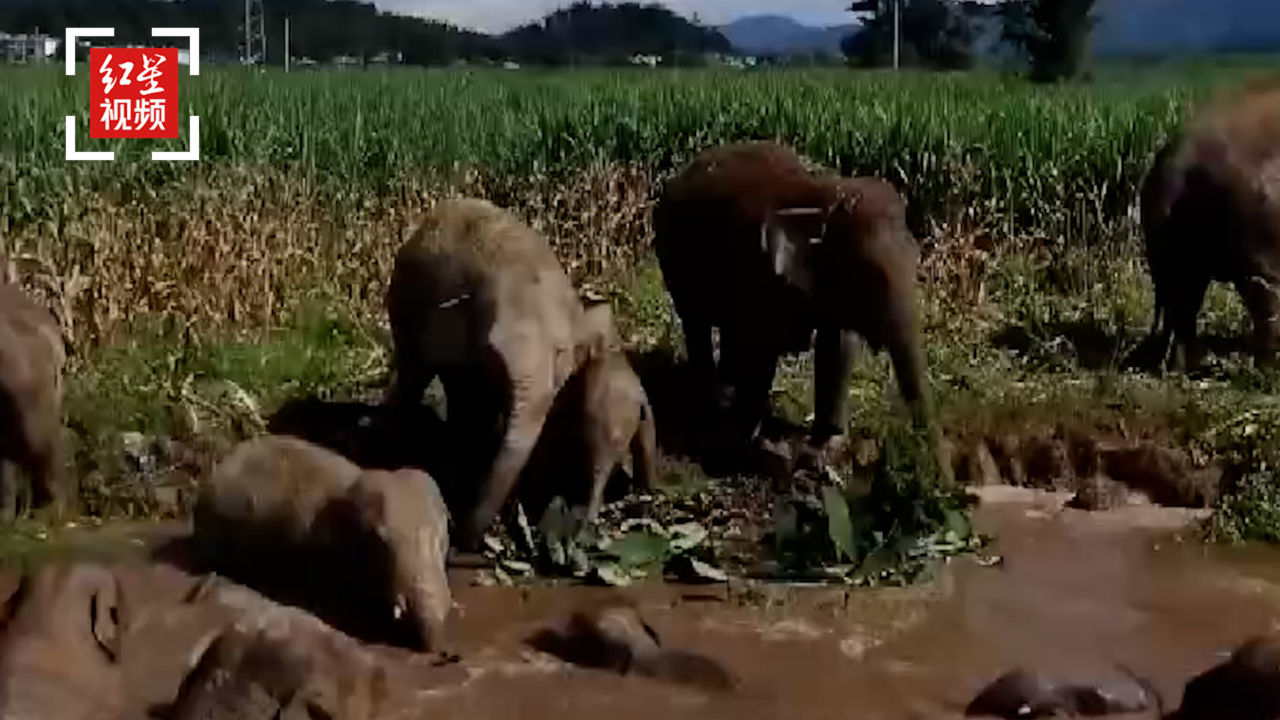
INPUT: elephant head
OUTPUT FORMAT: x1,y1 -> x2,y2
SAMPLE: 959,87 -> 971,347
574,300 -> 623,368
758,176 -> 942,469
326,468 -> 453,655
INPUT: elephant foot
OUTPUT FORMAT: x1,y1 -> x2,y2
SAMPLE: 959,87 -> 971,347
1122,336 -> 1166,372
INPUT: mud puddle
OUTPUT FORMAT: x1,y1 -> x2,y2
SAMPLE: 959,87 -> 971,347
5,489 -> 1280,719
409,487 -> 1280,720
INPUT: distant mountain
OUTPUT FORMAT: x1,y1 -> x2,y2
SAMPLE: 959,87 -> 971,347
719,14 -> 856,56
723,0 -> 1280,63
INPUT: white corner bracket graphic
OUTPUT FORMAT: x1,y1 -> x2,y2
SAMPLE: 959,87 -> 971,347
151,27 -> 201,161
152,116 -> 201,162
151,27 -> 200,76
65,27 -> 116,160
64,27 -> 114,75
64,116 -> 113,161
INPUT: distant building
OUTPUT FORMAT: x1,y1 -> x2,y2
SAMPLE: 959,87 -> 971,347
0,31 -> 60,63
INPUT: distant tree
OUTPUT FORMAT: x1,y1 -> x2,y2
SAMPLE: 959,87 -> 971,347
842,0 -> 975,70
500,1 -> 731,67
998,0 -> 1098,82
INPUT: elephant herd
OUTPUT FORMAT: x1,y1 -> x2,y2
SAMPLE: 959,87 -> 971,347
0,71 -> 1274,718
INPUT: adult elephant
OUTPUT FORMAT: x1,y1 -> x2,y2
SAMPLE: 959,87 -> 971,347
652,140 -> 940,470
1132,78 -> 1280,372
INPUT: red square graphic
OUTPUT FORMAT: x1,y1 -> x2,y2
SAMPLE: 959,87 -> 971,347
88,47 -> 181,140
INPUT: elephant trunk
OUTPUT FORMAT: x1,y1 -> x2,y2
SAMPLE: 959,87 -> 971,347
887,316 -> 949,483
394,578 -> 448,654
392,526 -> 453,654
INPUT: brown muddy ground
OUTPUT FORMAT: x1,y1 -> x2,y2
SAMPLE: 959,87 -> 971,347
7,485 -> 1280,720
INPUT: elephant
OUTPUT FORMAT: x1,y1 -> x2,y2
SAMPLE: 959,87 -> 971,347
528,593 -> 735,692
0,562 -> 128,720
190,434 -> 454,654
384,196 -> 613,550
964,665 -> 1158,718
0,281 -> 71,522
1167,634 -> 1280,720
652,140 -> 940,471
520,302 -> 658,528
1133,77 -> 1280,372
164,589 -> 392,720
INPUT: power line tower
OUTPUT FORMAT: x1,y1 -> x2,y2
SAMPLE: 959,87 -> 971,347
243,0 -> 267,64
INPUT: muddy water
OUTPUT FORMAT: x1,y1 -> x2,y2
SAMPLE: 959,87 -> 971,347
408,487 -> 1280,720
9,487 -> 1280,719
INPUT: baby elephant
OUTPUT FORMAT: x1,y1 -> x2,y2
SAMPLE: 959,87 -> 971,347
191,435 -> 453,654
0,281 -> 70,522
524,304 -> 658,528
0,562 -> 128,720
164,596 -> 392,720
964,665 -> 1157,718
385,196 -> 613,550
529,593 -> 735,693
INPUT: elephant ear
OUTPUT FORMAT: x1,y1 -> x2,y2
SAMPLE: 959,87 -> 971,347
89,573 -> 125,663
761,207 -> 824,293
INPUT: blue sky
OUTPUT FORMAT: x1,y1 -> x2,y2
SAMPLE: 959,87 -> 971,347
371,0 -> 861,34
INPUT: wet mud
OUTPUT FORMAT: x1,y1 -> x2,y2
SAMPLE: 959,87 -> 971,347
6,487 -> 1280,719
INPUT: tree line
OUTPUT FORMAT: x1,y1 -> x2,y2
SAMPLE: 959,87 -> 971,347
845,0 -> 1100,82
0,0 -> 1100,81
0,0 -> 729,66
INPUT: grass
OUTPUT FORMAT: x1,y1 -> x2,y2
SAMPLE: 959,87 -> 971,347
3,60 -> 1280,573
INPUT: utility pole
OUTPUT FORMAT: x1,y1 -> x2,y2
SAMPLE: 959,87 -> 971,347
284,16 -> 290,72
848,0 -> 898,69
892,0 -> 900,69
243,0 -> 266,64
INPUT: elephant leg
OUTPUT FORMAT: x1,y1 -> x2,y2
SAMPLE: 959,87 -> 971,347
714,333 -> 779,455
583,457 -> 619,528
1128,273 -> 1174,371
678,311 -> 717,414
0,459 -> 18,523
1237,274 -> 1280,369
24,433 -> 65,519
811,328 -> 857,447
384,338 -> 435,410
1167,273 -> 1211,372
438,367 -> 504,504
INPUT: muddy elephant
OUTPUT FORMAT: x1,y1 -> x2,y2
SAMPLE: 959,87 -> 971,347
652,140 -> 939,468
0,281 -> 70,522
191,434 -> 453,654
1133,77 -> 1280,372
0,562 -> 128,720
1166,634 -> 1280,720
164,589 -> 393,720
529,593 -> 735,692
964,665 -> 1157,718
522,305 -> 658,527
384,197 -> 613,550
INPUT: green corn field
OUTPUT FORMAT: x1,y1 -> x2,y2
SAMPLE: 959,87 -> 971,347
4,64 -> 1269,241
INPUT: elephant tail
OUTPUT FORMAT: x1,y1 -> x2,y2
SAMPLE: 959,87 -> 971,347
631,389 -> 658,493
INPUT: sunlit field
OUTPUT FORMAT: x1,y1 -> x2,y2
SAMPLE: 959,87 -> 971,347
2,61 -> 1280,554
